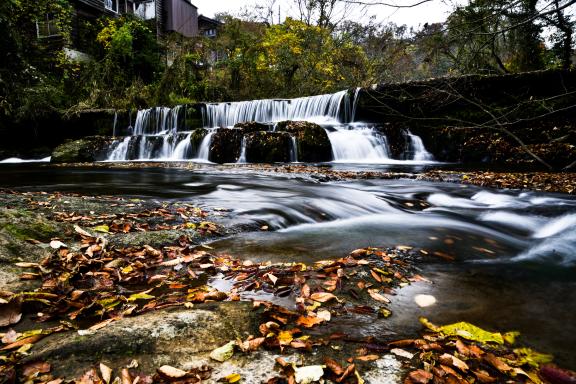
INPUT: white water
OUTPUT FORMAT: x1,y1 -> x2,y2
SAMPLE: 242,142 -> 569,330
407,131 -> 434,161
196,131 -> 215,162
105,89 -> 434,164
171,133 -> 192,160
237,137 -> 247,164
202,90 -> 351,127
0,157 -> 51,164
329,126 -> 390,163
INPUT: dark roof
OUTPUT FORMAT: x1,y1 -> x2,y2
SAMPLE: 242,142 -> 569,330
198,14 -> 222,25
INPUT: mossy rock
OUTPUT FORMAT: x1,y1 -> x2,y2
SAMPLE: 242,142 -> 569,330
51,136 -> 112,163
209,128 -> 244,163
244,131 -> 292,163
234,121 -> 272,133
276,121 -> 332,162
0,208 -> 62,242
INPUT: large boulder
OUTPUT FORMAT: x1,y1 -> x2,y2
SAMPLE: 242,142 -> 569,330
209,128 -> 243,163
244,131 -> 292,163
276,121 -> 332,162
51,136 -> 112,163
233,121 -> 272,133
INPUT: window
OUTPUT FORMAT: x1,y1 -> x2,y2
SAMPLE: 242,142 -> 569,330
104,0 -> 119,13
36,14 -> 60,38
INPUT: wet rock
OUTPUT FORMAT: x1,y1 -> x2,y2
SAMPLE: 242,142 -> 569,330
276,121 -> 332,162
26,302 -> 259,379
209,128 -> 243,163
108,229 -> 202,249
0,209 -> 58,290
191,128 -> 208,152
233,121 -> 272,133
244,131 -> 292,163
51,136 -> 112,163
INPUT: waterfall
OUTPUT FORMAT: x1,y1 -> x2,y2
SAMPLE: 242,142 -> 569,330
109,137 -> 131,161
328,126 -> 390,163
133,106 -> 180,135
290,136 -> 299,163
103,89 -> 435,164
171,133 -> 193,160
196,131 -> 215,162
237,137 -> 247,164
202,90 -> 353,127
407,131 -> 434,161
112,111 -> 118,137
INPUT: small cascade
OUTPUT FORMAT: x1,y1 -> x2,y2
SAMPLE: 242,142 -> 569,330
328,126 -> 391,163
237,137 -> 247,164
171,133 -> 193,160
350,87 -> 361,123
109,137 -> 131,161
133,106 -> 182,135
202,90 -> 353,127
407,131 -> 434,161
290,136 -> 299,163
196,131 -> 215,161
112,111 -> 118,137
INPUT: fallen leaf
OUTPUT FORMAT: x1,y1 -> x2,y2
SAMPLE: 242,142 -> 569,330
294,365 -> 324,384
414,295 -> 436,308
355,355 -> 379,361
49,240 -> 67,249
368,289 -> 390,303
439,353 -> 469,372
225,373 -> 242,383
100,363 -> 113,384
22,361 -> 51,377
420,318 -> 506,344
296,315 -> 325,328
157,365 -> 187,379
324,358 -> 344,375
390,348 -> 414,359
310,292 -> 337,303
210,341 -> 235,362
408,369 -> 433,384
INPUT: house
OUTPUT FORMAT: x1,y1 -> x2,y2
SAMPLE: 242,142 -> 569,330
65,0 -> 214,52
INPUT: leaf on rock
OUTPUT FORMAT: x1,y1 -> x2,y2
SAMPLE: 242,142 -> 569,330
224,373 -> 242,383
209,341 -> 235,362
157,365 -> 187,379
294,365 -> 324,384
93,225 -> 110,233
368,289 -> 390,303
310,292 -> 337,303
295,315 -> 325,328
419,318 -> 506,344
390,348 -> 414,360
0,298 -> 22,327
22,361 -> 51,377
407,369 -> 433,384
100,363 -> 113,384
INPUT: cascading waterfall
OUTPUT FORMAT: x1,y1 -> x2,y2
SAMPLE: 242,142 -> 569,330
407,131 -> 434,161
237,137 -> 247,164
196,131 -> 215,161
202,90 -> 352,127
105,89 -> 434,163
329,125 -> 391,163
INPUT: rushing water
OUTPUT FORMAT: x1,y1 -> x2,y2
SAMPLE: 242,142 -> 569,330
0,164 -> 575,368
103,89 -> 435,164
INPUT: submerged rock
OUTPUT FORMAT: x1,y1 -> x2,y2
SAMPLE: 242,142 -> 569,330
51,136 -> 112,163
244,131 -> 292,163
276,121 -> 332,162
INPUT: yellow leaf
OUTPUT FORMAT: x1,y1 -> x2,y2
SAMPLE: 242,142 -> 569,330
225,373 -> 241,383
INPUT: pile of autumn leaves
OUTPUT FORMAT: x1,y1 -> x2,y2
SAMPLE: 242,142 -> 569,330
0,224 -> 572,383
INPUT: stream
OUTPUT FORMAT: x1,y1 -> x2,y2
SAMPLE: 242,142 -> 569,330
0,163 -> 575,369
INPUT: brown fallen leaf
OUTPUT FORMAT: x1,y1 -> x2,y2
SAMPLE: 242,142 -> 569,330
355,355 -> 379,361
407,369 -> 433,384
295,315 -> 325,328
22,361 -> 51,377
310,292 -> 338,303
324,358 -> 344,376
439,353 -> 469,372
79,368 -> 102,384
484,353 -> 512,373
1,329 -> 19,344
0,297 -> 22,327
157,365 -> 187,379
1,334 -> 43,350
100,363 -> 113,384
367,289 -> 390,303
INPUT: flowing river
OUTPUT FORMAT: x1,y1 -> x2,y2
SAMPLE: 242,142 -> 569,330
0,163 -> 575,369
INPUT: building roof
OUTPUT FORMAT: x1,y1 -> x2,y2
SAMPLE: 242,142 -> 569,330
198,14 -> 222,25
